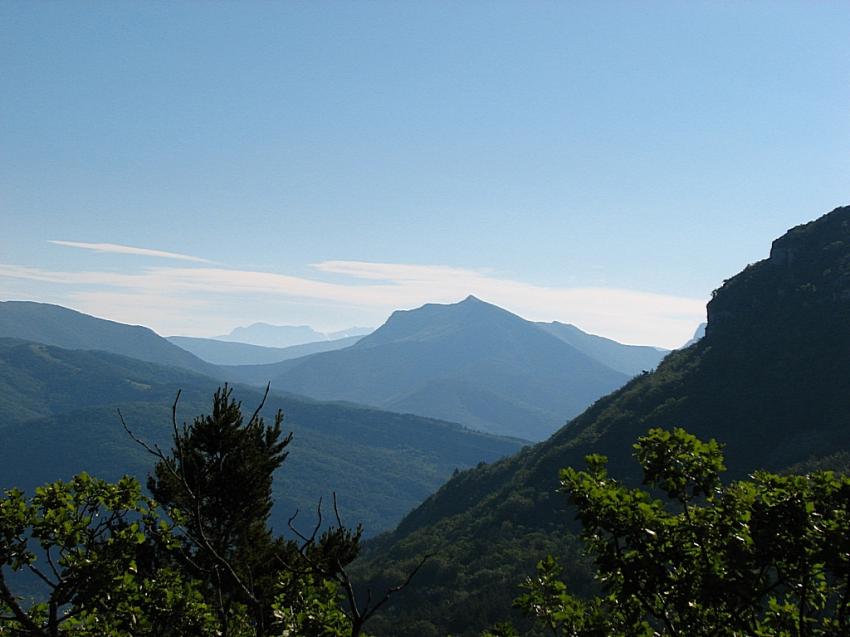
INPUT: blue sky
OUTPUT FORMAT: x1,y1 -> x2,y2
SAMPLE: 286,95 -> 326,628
1,1 -> 848,348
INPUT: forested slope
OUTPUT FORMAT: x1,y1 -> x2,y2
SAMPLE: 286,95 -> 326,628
0,341 -> 524,535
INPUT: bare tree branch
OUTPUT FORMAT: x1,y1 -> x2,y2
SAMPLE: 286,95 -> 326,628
281,494 -> 431,636
360,552 -> 431,624
0,568 -> 44,635
24,562 -> 57,591
246,382 -> 271,427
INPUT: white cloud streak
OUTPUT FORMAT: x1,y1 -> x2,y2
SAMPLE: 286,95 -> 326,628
49,241 -> 211,263
0,260 -> 707,348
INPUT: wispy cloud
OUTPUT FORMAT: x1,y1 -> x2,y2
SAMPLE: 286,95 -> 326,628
0,259 -> 707,348
49,241 -> 211,263
312,260 -> 484,282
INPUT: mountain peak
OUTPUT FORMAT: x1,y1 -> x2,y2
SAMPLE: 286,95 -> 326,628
274,294 -> 629,440
357,295 -> 518,349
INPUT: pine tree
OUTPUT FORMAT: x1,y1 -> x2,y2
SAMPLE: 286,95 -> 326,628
147,385 -> 293,636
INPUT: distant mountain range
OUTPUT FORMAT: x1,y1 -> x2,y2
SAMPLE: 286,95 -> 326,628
0,338 -> 522,535
225,296 -> 665,441
354,205 -> 850,636
167,334 -> 363,366
0,291 -> 669,530
0,297 -> 664,443
212,323 -> 372,348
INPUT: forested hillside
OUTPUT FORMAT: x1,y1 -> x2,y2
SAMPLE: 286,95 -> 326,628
0,340 -> 523,535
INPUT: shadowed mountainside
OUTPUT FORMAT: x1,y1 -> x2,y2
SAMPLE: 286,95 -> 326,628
354,205 -> 850,636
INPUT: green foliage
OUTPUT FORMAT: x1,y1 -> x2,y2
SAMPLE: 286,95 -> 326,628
632,427 -> 725,502
147,385 -> 364,636
1,387 -> 369,637
147,385 -> 293,617
0,473 -> 217,636
480,624 -> 520,637
272,572 -> 351,637
512,427 -> 850,636
513,556 -> 607,637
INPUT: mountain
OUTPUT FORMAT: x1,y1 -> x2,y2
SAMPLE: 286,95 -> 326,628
0,301 -> 222,378
214,323 -> 372,348
536,321 -> 668,375
0,337 -> 214,426
681,322 -> 706,347
325,327 -> 374,340
354,205 -> 850,635
0,339 -> 523,536
167,334 -> 362,366
229,296 -> 631,441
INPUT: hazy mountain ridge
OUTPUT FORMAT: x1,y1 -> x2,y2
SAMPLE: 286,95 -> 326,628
227,296 -> 635,441
354,205 -> 850,635
213,322 -> 372,348
167,334 -> 363,366
681,322 -> 706,347
0,301 -> 222,378
535,321 -> 667,375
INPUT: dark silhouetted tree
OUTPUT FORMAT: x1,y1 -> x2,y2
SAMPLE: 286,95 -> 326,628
145,385 -> 293,636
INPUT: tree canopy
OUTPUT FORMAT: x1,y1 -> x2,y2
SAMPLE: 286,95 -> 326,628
0,473 -> 216,636
509,427 -> 850,636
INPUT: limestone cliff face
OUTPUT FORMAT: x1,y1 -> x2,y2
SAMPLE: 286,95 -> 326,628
706,205 -> 850,337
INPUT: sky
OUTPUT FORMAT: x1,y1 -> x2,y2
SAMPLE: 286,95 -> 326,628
1,1 -> 848,348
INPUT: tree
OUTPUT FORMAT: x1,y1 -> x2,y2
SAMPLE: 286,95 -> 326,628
511,428 -> 850,636
127,385 -> 377,637
0,473 -> 217,636
139,385 -> 296,635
